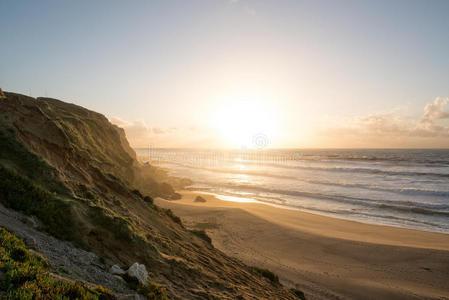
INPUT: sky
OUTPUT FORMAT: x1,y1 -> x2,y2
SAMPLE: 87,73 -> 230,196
1,0 -> 449,148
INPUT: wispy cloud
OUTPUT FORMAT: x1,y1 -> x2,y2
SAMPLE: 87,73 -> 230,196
321,97 -> 449,146
109,117 -> 218,148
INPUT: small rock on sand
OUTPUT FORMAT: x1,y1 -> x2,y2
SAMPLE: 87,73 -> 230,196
194,196 -> 206,203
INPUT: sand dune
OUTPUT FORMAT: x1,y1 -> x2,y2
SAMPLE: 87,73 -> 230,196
156,191 -> 449,300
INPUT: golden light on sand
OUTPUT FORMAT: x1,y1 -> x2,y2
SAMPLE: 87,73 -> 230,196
212,94 -> 278,149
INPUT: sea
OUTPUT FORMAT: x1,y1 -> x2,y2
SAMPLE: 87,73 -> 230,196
136,148 -> 449,234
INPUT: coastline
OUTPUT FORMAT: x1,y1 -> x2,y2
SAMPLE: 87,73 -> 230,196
156,191 -> 449,299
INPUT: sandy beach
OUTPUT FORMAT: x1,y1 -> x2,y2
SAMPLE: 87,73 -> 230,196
156,191 -> 449,300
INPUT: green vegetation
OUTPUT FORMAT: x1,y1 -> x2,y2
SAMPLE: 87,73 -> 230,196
123,273 -> 169,300
0,130 -> 68,195
88,206 -> 135,242
190,230 -> 212,244
143,196 -> 154,204
0,227 -> 113,300
132,189 -> 144,199
137,281 -> 170,300
290,288 -> 306,299
0,164 -> 138,247
163,209 -> 183,226
0,166 -> 76,241
252,267 -> 280,285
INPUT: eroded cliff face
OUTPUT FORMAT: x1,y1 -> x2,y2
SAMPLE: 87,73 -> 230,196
0,93 -> 137,196
0,92 -> 297,299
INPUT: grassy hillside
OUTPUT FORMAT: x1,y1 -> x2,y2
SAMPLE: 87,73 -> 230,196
0,227 -> 115,300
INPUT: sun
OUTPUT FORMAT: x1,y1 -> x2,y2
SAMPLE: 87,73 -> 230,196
211,95 -> 277,149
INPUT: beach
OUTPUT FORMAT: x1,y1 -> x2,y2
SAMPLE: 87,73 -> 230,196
143,148 -> 449,235
156,191 -> 449,300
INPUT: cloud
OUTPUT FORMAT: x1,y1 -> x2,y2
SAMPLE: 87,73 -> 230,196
321,97 -> 449,146
111,97 -> 449,149
423,97 -> 449,120
109,117 -> 153,147
152,127 -> 165,134
109,117 -> 219,148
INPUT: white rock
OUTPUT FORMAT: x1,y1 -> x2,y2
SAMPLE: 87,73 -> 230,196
126,263 -> 148,285
110,264 -> 126,275
27,215 -> 42,229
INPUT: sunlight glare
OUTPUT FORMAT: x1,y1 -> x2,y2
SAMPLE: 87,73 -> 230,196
212,93 -> 277,149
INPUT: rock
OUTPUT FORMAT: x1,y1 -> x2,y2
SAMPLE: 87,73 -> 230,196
110,264 -> 126,275
113,275 -> 127,284
0,88 -> 5,99
126,263 -> 148,286
23,236 -> 37,248
25,215 -> 42,229
194,196 -> 206,203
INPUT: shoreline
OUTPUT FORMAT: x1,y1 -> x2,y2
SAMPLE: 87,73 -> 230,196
176,190 -> 449,251
191,189 -> 449,236
156,190 -> 449,299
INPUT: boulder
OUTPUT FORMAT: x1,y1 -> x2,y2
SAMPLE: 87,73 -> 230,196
194,196 -> 206,203
0,88 -> 5,99
110,264 -> 126,275
126,263 -> 148,285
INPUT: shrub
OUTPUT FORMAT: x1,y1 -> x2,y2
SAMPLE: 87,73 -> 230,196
0,166 -> 76,241
123,273 -> 169,300
290,288 -> 306,299
132,189 -> 143,199
88,206 -> 134,242
164,209 -> 183,226
252,267 -> 280,285
0,130 -> 68,195
143,196 -> 153,204
137,280 -> 169,300
190,230 -> 212,244
0,227 -> 114,300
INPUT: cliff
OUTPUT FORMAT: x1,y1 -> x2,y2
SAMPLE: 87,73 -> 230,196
0,92 -> 298,299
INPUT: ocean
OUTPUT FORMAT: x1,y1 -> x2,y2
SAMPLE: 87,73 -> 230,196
136,148 -> 449,234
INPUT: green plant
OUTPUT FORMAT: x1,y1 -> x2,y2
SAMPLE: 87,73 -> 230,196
88,206 -> 134,242
0,130 -> 68,195
190,230 -> 212,244
0,166 -> 76,241
290,288 -> 306,299
0,227 -> 114,299
132,189 -> 144,199
143,196 -> 154,204
164,209 -> 183,226
137,280 -> 170,300
123,274 -> 169,300
252,267 -> 280,285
